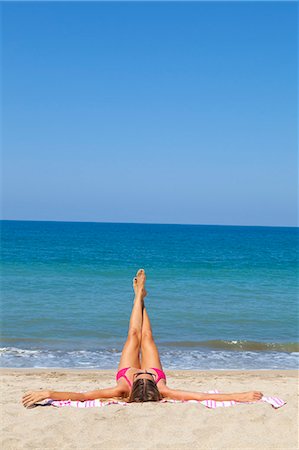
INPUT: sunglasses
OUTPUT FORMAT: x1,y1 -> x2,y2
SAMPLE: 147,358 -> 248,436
133,371 -> 157,382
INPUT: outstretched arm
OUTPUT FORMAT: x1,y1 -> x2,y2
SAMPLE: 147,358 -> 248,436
22,386 -> 124,408
161,387 -> 263,403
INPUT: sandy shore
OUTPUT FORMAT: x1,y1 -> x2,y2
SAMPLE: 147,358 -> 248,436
1,368 -> 298,450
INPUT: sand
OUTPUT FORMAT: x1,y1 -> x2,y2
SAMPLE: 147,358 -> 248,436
1,368 -> 298,450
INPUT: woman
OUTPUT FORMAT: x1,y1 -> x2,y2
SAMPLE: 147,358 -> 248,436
22,269 -> 263,408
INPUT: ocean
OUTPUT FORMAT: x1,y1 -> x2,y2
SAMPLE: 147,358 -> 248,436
1,220 -> 298,370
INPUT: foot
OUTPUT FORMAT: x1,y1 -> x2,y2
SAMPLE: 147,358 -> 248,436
234,391 -> 263,402
133,269 -> 147,298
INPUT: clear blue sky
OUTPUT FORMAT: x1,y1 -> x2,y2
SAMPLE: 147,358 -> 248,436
2,2 -> 297,226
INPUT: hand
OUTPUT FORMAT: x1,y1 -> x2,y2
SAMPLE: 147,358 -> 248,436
235,391 -> 263,402
22,390 -> 50,408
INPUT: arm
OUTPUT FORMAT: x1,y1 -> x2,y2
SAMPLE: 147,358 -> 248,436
49,386 -> 124,401
162,387 -> 263,403
22,386 -> 124,408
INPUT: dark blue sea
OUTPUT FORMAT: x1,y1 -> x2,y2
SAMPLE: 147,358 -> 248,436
1,220 -> 298,369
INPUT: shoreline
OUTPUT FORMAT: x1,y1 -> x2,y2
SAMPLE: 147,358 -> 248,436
1,367 -> 298,374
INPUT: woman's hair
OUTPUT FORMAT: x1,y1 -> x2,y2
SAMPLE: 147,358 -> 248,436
128,378 -> 162,403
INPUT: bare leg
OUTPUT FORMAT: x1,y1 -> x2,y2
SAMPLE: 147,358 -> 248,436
141,307 -> 163,369
117,269 -> 146,370
130,279 -> 163,370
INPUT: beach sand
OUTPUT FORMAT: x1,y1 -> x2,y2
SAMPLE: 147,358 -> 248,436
1,369 -> 298,450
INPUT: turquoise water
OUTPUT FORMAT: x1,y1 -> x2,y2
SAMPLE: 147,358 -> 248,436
1,220 -> 298,369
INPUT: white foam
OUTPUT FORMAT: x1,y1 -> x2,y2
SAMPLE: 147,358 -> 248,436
0,346 -> 298,370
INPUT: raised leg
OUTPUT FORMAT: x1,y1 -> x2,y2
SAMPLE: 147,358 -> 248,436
117,270 -> 146,370
140,303 -> 163,370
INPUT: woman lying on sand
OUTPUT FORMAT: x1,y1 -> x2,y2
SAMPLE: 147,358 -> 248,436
22,269 -> 263,408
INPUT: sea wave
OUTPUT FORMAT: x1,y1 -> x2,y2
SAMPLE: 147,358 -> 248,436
1,346 -> 298,370
162,340 -> 299,353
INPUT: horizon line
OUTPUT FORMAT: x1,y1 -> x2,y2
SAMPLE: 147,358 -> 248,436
0,219 -> 297,229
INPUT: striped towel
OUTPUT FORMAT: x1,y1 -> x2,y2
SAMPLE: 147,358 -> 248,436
44,390 -> 286,409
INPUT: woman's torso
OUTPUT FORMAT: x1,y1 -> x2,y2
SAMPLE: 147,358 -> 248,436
116,367 -> 166,393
